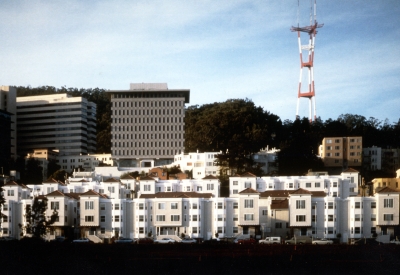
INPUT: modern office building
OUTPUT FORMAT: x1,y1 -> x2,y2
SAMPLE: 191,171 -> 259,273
0,86 -> 17,160
16,93 -> 96,156
107,83 -> 190,168
318,137 -> 362,168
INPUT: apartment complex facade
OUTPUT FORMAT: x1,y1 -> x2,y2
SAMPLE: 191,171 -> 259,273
108,83 -> 190,168
319,137 -> 362,168
16,93 -> 96,157
3,169 -> 399,244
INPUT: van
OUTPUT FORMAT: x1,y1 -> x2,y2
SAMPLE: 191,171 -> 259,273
284,236 -> 312,245
259,236 -> 281,244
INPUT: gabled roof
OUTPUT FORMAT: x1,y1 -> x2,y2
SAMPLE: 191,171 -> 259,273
376,186 -> 399,194
290,188 -> 312,195
342,168 -> 359,173
46,190 -> 66,197
4,181 -> 29,189
238,188 -> 259,194
140,176 -> 155,181
103,177 -> 120,183
120,174 -> 136,180
81,189 -> 102,197
271,199 -> 289,209
260,190 -> 291,198
202,175 -> 218,180
64,193 -> 81,200
139,192 -> 213,199
310,191 -> 327,197
239,172 -> 256,178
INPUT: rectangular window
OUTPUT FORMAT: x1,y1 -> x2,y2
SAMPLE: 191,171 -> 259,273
354,227 -> 361,234
139,203 -> 144,210
371,227 -> 376,234
233,214 -> 238,221
207,184 -> 214,190
233,227 -> 238,234
328,215 -> 334,222
85,201 -> 94,210
85,216 -> 94,222
306,182 -> 311,188
233,202 -> 238,209
192,215 -> 198,221
156,215 -> 165,222
101,216 -> 105,222
192,203 -> 198,209
139,227 -> 144,234
218,202 -> 223,209
233,190 -> 238,194
100,203 -> 106,211
139,215 -> 144,222
328,202 -> 333,209
244,199 -> 254,208
384,214 -> 394,221
233,181 -> 238,185
384,199 -> 394,208
101,228 -> 105,234
355,202 -> 361,209
371,202 -> 376,209
262,210 -> 268,216
114,204 -> 120,210
158,203 -> 165,210
296,200 -> 305,209
218,227 -> 223,233
144,184 -> 151,191
115,215 -> 120,222
171,215 -> 180,221
371,214 -> 376,221
327,227 -> 334,234
245,182 -> 251,188
171,203 -> 178,209
275,223 -> 282,228
217,214 -> 223,221
355,214 -> 361,221
51,202 -> 59,210
192,227 -> 197,234
296,215 -> 306,222
244,214 -> 254,221
315,182 -> 320,188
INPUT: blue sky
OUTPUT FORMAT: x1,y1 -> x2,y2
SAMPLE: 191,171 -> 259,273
1,0 -> 399,124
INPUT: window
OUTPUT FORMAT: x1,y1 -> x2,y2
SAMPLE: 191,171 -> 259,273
275,223 -> 282,228
233,190 -> 238,194
315,182 -> 320,188
7,190 -> 14,196
233,227 -> 238,234
171,203 -> 178,209
244,214 -> 254,221
101,228 -> 105,234
114,204 -> 120,210
384,214 -> 394,221
371,202 -> 376,209
371,227 -> 376,234
306,182 -> 311,188
233,214 -> 238,221
139,203 -> 144,210
328,215 -> 334,222
328,202 -> 333,209
51,202 -> 59,210
296,215 -> 306,222
207,184 -> 214,190
217,214 -> 223,221
233,202 -> 238,209
192,215 -> 198,221
85,201 -> 94,210
115,216 -> 120,222
144,185 -> 151,191
244,199 -> 253,208
355,214 -> 361,221
158,203 -> 165,210
355,202 -> 361,209
233,181 -> 238,185
100,203 -> 106,211
312,215 -> 316,222
333,182 -> 338,187
218,202 -> 223,209
192,227 -> 198,234
139,227 -> 144,234
101,216 -> 105,222
139,215 -> 144,222
217,227 -> 223,233
245,182 -> 251,188
3,204 -> 8,211
288,183 -> 293,188
85,216 -> 94,222
192,203 -> 198,209
371,214 -> 376,221
384,199 -> 393,208
156,215 -> 165,221
296,200 -> 305,209
354,227 -> 361,234
262,210 -> 268,216
171,215 -> 180,221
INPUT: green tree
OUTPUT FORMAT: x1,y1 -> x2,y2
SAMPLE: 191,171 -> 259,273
19,197 -> 58,239
47,160 -> 61,178
48,169 -> 69,182
23,157 -> 43,184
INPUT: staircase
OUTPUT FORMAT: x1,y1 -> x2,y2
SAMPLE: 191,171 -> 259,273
87,234 -> 103,243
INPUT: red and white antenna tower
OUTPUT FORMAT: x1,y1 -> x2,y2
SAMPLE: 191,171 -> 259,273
291,0 -> 323,122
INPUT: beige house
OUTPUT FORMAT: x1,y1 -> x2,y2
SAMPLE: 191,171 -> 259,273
318,137 -> 362,168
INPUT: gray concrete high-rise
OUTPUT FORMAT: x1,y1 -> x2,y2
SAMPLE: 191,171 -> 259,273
107,83 -> 190,167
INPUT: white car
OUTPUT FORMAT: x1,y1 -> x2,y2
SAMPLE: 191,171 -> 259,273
390,239 -> 400,245
312,238 -> 333,245
181,238 -> 197,244
154,238 -> 177,244
73,238 -> 90,243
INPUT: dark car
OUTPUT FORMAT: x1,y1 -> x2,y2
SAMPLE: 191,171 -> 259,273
353,238 -> 382,245
237,238 -> 257,245
115,237 -> 134,244
137,238 -> 154,244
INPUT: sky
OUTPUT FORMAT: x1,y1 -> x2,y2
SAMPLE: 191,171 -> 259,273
1,0 -> 399,124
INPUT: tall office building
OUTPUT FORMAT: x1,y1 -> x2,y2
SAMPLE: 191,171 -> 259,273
107,83 -> 190,167
16,93 -> 96,156
0,86 -> 17,160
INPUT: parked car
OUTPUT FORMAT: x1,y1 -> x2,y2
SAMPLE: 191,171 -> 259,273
50,236 -> 66,243
390,239 -> 400,245
154,238 -> 177,244
115,237 -> 134,244
237,238 -> 256,245
285,236 -> 312,245
312,238 -> 333,245
259,236 -> 281,244
137,238 -> 154,244
181,238 -> 197,244
203,238 -> 229,245
73,238 -> 90,243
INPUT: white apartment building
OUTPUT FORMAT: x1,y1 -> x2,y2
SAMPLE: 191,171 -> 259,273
16,93 -> 96,156
2,169 -> 399,244
172,152 -> 220,179
108,83 -> 190,168
363,146 -> 382,171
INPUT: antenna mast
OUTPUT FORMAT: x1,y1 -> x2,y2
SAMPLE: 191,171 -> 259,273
291,0 -> 323,122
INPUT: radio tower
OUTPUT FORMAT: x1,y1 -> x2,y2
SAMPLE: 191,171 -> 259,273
291,0 -> 323,122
